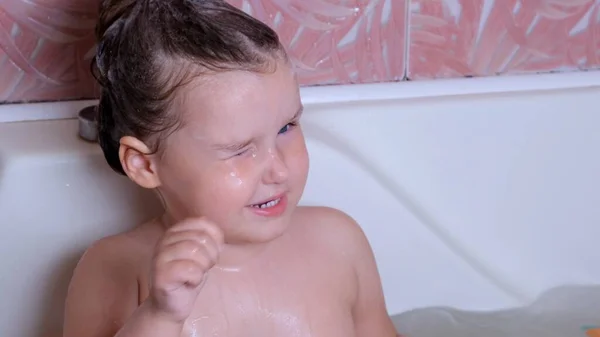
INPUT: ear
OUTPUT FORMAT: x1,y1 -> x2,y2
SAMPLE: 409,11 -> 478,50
119,136 -> 161,189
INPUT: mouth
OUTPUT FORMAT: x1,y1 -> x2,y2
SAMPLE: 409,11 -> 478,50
250,197 -> 282,209
247,194 -> 288,217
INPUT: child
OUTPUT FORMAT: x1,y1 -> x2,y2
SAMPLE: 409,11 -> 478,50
63,0 -> 398,336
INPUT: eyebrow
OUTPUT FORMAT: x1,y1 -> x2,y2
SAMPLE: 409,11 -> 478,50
211,139 -> 252,152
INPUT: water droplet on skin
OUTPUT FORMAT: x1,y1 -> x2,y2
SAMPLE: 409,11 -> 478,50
216,265 -> 241,272
228,171 -> 243,186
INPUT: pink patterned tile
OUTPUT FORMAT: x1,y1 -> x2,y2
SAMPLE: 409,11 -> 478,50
231,0 -> 407,86
408,0 -> 600,79
0,0 -> 98,103
0,0 -> 407,104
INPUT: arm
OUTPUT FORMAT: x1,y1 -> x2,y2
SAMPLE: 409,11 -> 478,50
63,238 -> 184,337
320,208 -> 397,337
350,227 -> 398,337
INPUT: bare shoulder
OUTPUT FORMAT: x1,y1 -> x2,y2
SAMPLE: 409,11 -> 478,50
68,219 -> 162,291
293,207 -> 396,337
290,206 -> 377,302
63,220 -> 162,337
292,206 -> 372,257
294,205 -> 360,227
76,220 -> 159,273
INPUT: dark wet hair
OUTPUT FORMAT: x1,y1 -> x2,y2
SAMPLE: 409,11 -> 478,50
92,0 -> 287,175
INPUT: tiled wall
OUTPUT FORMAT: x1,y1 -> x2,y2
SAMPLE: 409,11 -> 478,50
1,0 -> 599,103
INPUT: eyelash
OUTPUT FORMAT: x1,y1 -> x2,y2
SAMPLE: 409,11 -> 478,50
278,121 -> 297,135
234,148 -> 249,157
232,122 -> 297,157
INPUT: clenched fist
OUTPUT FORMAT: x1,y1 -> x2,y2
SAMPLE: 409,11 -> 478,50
148,217 -> 224,322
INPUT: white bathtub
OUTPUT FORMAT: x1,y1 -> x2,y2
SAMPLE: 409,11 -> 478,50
1,72 -> 600,337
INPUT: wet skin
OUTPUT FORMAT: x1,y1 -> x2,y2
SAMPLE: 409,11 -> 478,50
63,61 -> 397,337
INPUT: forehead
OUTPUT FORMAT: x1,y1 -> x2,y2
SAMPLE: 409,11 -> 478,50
177,62 -> 300,136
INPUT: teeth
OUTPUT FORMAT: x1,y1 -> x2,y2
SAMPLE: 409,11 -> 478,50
253,198 -> 281,209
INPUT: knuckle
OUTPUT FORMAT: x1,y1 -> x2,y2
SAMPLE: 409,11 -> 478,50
191,217 -> 210,228
179,240 -> 200,251
165,260 -> 194,280
195,255 -> 214,271
154,252 -> 170,266
196,235 -> 209,245
152,273 -> 170,291
192,248 -> 209,262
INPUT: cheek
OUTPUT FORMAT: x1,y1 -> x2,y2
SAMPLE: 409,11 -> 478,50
220,164 -> 253,191
204,162 -> 260,201
284,131 -> 309,177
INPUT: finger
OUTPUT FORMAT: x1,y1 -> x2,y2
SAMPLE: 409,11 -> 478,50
154,260 -> 206,292
197,235 -> 219,264
161,233 -> 220,264
169,217 -> 213,232
199,221 -> 225,248
161,230 -> 212,249
170,218 -> 225,248
157,241 -> 217,270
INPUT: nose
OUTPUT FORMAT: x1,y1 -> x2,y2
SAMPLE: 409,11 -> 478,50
262,147 -> 288,184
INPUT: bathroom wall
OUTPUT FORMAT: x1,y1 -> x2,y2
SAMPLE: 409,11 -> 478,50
1,0 -> 599,103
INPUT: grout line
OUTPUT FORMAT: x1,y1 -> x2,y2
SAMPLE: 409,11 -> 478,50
403,0 -> 411,80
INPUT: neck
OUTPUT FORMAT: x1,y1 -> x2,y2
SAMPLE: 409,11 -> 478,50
158,212 -> 270,272
216,242 -> 270,272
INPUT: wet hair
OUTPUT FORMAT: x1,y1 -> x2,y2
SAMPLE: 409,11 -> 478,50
92,0 -> 287,175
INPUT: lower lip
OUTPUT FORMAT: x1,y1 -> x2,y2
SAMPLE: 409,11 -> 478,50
248,194 -> 288,217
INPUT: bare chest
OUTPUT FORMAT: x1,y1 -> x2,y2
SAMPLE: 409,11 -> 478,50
180,296 -> 355,337
138,228 -> 357,337
139,265 -> 356,336
180,260 -> 355,337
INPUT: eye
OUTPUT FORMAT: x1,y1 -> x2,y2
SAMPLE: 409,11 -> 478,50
230,144 -> 257,158
233,149 -> 247,157
278,122 -> 296,135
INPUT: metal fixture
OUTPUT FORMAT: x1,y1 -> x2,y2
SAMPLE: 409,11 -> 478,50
78,105 -> 98,142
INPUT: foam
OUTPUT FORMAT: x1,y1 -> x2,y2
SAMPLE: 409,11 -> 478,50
392,285 -> 600,337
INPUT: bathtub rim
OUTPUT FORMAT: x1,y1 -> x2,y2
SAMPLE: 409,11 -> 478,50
1,70 -> 600,123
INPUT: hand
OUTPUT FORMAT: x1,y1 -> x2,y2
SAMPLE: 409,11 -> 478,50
149,217 -> 224,322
